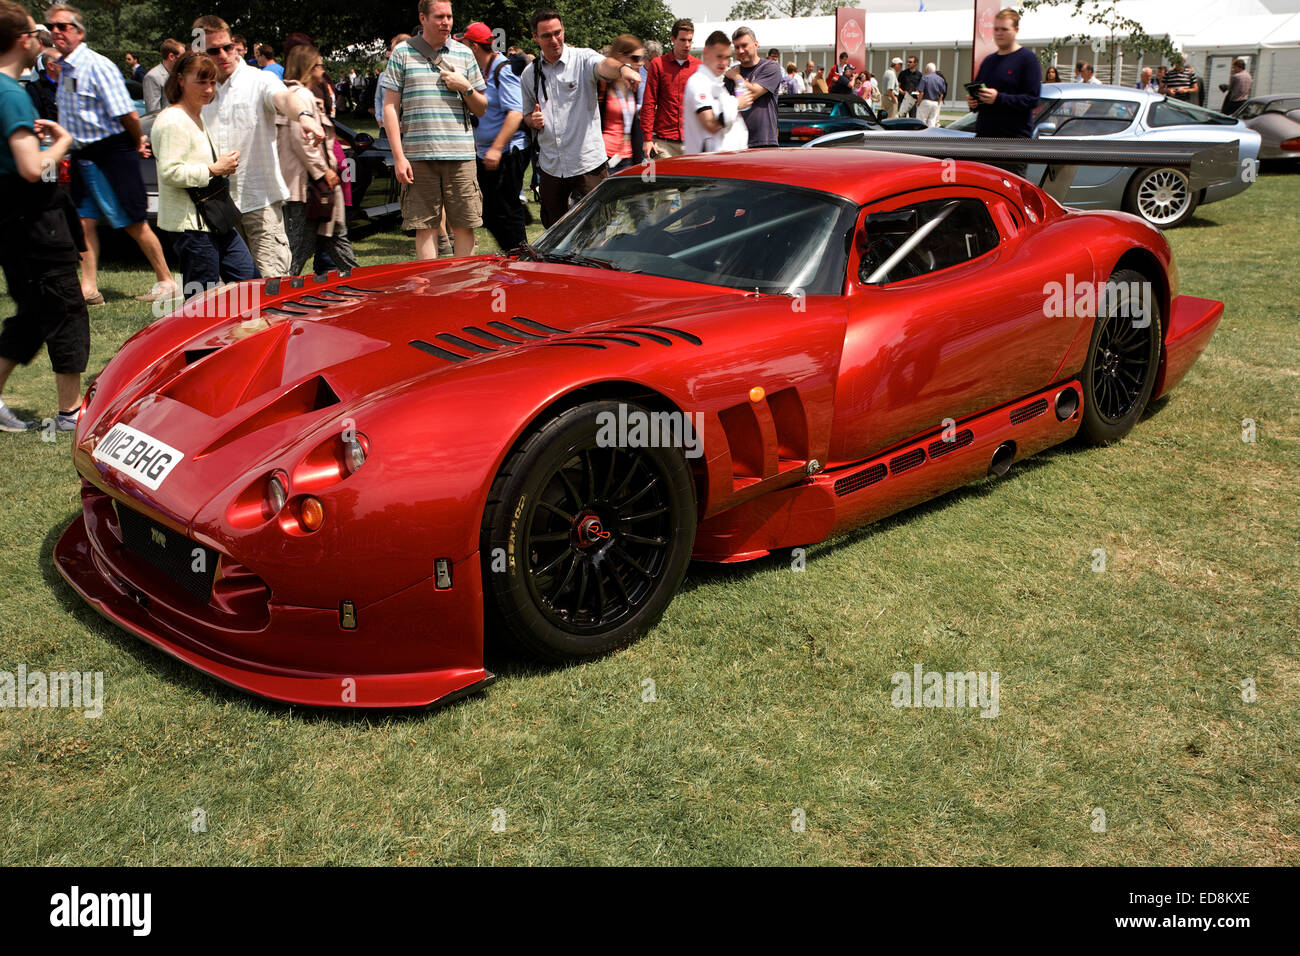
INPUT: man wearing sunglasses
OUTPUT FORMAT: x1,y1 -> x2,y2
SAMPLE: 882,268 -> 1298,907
192,14 -> 325,279
45,3 -> 177,303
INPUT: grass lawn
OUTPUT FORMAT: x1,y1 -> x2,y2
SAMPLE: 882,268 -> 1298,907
0,163 -> 1296,866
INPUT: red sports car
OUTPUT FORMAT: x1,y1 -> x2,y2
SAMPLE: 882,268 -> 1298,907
55,149 -> 1223,708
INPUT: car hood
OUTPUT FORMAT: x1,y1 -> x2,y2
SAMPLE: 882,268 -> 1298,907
77,257 -> 738,523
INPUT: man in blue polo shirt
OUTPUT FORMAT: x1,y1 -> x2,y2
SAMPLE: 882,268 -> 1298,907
46,2 -> 176,303
461,21 -> 527,253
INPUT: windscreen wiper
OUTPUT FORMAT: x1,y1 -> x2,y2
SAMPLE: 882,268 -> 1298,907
537,250 -> 624,271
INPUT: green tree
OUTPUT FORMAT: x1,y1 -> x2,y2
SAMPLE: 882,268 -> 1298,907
727,0 -> 834,20
1022,0 -> 1178,84
143,0 -> 673,57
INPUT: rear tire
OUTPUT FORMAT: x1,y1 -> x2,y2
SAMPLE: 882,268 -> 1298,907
1079,268 -> 1163,445
480,400 -> 697,662
1124,166 -> 1198,229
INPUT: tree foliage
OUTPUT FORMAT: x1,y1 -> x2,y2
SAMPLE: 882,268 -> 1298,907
1021,0 -> 1179,84
727,0 -> 834,21
126,0 -> 674,60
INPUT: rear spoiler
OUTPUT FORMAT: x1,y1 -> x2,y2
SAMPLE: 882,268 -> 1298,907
811,134 -> 1240,203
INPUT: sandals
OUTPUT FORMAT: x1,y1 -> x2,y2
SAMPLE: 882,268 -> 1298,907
83,292 -> 105,306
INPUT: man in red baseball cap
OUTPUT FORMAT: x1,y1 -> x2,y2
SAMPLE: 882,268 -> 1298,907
457,20 -> 528,251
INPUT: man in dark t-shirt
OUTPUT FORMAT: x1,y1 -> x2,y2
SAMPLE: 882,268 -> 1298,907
898,55 -> 921,117
728,25 -> 782,147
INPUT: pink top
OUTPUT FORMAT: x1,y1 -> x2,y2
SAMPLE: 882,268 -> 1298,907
603,87 -> 634,162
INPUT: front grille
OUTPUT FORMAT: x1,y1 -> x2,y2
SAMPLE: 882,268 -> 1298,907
115,504 -> 217,603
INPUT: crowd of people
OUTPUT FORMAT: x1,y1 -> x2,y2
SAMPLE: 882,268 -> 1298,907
0,2 -> 1231,434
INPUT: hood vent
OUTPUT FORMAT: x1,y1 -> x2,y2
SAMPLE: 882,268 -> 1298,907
545,326 -> 704,351
409,316 -> 568,363
408,319 -> 701,364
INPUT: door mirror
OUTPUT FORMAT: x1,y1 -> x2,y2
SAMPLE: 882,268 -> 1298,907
1032,122 -> 1057,139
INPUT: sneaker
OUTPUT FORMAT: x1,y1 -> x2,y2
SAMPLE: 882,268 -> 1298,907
0,402 -> 36,433
437,235 -> 454,258
55,409 -> 81,432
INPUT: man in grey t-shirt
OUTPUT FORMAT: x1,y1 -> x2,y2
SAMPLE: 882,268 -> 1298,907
727,26 -> 781,147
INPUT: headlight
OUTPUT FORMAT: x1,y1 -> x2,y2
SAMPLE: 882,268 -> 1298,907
267,474 -> 288,514
343,434 -> 367,474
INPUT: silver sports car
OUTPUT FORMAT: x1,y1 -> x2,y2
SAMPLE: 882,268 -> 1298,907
1234,95 -> 1300,161
814,83 -> 1261,229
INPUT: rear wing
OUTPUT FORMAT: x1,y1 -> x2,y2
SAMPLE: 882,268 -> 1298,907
810,133 -> 1241,203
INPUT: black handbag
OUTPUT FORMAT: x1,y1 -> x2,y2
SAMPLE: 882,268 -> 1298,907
187,134 -> 240,234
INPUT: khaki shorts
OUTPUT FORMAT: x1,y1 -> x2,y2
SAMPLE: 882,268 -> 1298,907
400,159 -> 482,231
653,138 -> 685,158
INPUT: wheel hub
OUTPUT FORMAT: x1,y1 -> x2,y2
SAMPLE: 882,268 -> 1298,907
574,512 -> 612,549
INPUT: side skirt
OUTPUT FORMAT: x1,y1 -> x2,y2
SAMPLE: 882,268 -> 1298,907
690,381 -> 1084,562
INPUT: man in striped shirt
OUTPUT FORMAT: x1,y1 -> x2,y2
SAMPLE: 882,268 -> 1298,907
46,3 -> 175,303
381,1 -> 486,260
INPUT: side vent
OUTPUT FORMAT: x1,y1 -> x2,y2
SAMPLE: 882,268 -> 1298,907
184,347 -> 219,365
889,447 -> 926,475
718,403 -> 764,479
927,428 -> 974,459
1010,398 -> 1049,424
833,463 -> 887,497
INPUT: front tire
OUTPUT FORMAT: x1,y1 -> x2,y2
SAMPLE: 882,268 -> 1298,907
1078,268 -> 1163,445
481,400 -> 697,662
1124,166 -> 1198,229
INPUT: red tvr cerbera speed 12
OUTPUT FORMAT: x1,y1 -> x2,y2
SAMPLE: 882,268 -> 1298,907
55,149 -> 1223,708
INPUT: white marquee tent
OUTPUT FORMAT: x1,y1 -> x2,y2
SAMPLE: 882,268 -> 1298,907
688,0 -> 1300,104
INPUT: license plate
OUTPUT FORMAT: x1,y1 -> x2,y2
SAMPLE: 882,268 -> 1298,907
93,424 -> 184,491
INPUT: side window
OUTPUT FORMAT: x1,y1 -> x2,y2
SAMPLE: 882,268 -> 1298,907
851,100 -> 872,119
1043,98 -> 1137,135
859,198 -> 1001,284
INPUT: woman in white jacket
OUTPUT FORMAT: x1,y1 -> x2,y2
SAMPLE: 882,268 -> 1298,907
150,52 -> 257,295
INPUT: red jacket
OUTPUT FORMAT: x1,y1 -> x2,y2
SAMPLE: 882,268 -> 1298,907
641,53 -> 702,142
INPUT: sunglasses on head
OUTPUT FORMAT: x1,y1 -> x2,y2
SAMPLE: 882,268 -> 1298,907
206,43 -> 237,55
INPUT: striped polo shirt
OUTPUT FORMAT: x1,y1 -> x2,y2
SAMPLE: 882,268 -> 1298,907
56,42 -> 136,146
379,36 -> 485,161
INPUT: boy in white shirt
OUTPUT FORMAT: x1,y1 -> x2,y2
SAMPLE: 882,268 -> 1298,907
681,31 -> 751,154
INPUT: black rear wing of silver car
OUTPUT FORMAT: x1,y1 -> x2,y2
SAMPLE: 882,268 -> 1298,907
812,134 -> 1241,203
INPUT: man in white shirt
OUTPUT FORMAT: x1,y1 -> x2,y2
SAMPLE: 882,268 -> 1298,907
1080,62 -> 1103,85
681,32 -> 751,155
193,14 -> 324,278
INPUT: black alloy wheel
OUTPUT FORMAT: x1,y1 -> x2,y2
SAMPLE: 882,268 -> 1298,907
1079,268 -> 1163,444
481,400 -> 697,661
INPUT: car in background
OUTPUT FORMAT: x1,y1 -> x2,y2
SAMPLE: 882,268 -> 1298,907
778,93 -> 926,144
1233,95 -> 1300,160
814,83 -> 1261,229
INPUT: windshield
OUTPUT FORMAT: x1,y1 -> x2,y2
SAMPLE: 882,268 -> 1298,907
532,175 -> 858,294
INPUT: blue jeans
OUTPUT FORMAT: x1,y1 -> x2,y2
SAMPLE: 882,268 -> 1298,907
170,228 -> 259,294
